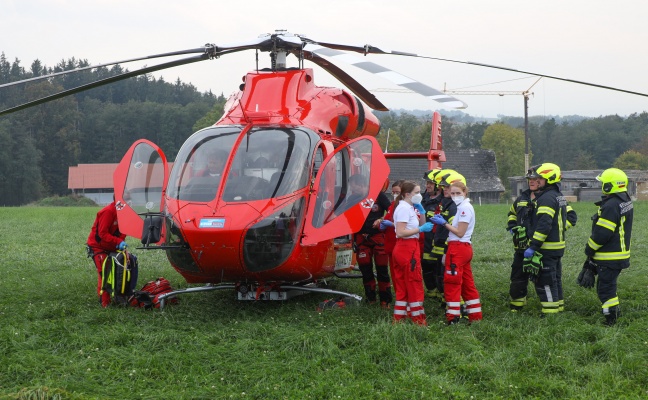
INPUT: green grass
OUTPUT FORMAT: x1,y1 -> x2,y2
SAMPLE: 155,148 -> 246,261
1,203 -> 647,399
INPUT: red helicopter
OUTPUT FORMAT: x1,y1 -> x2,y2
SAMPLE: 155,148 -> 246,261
108,31 -> 457,304
3,30 -> 646,305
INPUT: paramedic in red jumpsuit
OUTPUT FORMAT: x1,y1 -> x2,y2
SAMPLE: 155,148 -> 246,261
87,199 -> 130,307
431,181 -> 483,324
380,180 -> 403,274
391,181 -> 434,326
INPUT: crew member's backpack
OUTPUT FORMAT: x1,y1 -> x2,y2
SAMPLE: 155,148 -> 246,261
101,251 -> 138,306
129,277 -> 178,309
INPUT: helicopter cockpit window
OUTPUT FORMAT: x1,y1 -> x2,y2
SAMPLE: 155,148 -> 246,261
312,139 -> 373,227
123,142 -> 166,213
167,126 -> 242,201
222,127 -> 317,202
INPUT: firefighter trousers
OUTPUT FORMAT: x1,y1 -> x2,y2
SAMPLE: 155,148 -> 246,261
509,250 -> 530,309
596,265 -> 622,321
533,253 -> 562,314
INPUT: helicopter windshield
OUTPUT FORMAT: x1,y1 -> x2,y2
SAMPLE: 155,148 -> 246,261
222,127 -> 317,202
167,125 -> 317,202
167,126 -> 242,201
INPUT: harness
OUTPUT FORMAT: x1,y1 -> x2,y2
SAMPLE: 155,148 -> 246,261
100,250 -> 131,296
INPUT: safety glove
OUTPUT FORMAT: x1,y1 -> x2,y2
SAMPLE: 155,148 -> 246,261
576,259 -> 598,289
511,226 -> 529,249
523,250 -> 543,282
118,241 -> 128,251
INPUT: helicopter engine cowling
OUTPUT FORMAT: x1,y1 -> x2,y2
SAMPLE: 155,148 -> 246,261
218,68 -> 381,141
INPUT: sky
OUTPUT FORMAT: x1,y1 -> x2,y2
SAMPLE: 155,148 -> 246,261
4,0 -> 648,119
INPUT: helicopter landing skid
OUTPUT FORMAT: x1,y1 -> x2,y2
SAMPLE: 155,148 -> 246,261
237,283 -> 363,302
156,282 -> 362,309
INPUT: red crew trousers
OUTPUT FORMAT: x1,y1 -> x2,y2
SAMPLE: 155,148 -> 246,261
444,241 -> 482,322
391,238 -> 427,326
92,253 -> 111,307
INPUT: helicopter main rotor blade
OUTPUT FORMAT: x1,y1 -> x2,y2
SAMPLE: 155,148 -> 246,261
0,53 -> 209,117
300,48 -> 388,111
304,44 -> 467,109
0,47 -> 212,89
312,41 -> 648,99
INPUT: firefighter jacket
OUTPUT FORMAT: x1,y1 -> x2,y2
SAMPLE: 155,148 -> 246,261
430,196 -> 457,258
506,189 -> 578,250
527,185 -> 575,256
585,192 -> 633,268
358,191 -> 392,235
507,190 -> 535,251
421,193 -> 442,256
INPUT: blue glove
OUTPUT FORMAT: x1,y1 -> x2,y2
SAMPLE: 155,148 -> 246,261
431,215 -> 447,225
379,220 -> 394,231
413,203 -> 425,214
523,247 -> 535,259
419,222 -> 433,233
509,229 -> 514,235
118,241 -> 128,251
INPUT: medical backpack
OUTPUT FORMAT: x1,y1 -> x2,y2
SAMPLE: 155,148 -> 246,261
129,277 -> 177,309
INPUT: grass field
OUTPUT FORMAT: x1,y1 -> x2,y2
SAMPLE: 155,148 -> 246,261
1,203 -> 647,399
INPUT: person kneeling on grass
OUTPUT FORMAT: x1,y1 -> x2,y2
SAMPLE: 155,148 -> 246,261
87,196 -> 138,307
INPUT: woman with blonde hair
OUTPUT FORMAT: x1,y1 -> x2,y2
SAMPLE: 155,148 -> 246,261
431,178 -> 482,325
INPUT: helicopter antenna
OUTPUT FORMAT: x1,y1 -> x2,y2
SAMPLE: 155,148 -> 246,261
238,99 -> 250,123
255,49 -> 259,72
385,128 -> 391,154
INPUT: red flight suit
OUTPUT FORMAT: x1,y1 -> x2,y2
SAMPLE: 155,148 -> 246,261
87,201 -> 126,307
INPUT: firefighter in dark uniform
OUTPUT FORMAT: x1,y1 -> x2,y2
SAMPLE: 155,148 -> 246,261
352,176 -> 393,308
581,168 -> 633,326
420,169 -> 443,297
507,163 -> 577,314
429,170 -> 461,302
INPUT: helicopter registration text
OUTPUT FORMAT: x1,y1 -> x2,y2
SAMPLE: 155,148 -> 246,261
334,249 -> 353,271
199,218 -> 225,228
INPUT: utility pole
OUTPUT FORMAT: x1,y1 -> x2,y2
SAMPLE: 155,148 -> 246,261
442,77 -> 542,174
371,77 -> 542,174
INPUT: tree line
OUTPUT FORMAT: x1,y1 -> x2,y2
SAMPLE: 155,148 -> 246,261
0,53 -> 225,206
2,53 -> 648,205
376,110 -> 648,191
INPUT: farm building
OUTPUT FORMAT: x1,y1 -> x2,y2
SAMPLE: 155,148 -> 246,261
386,149 -> 505,204
509,170 -> 648,201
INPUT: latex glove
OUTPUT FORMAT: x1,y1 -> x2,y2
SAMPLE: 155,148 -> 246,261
419,222 -> 433,233
379,220 -> 394,231
413,203 -> 425,214
523,247 -> 535,259
118,241 -> 128,251
431,215 -> 447,225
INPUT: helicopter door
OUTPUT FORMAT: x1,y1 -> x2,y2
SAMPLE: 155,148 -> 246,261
113,139 -> 169,241
301,136 -> 389,246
